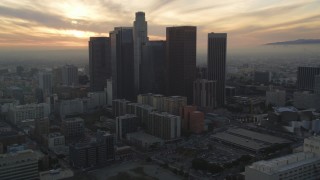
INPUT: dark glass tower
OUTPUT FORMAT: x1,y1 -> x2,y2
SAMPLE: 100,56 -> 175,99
207,33 -> 227,107
133,11 -> 148,95
166,26 -> 197,104
297,67 -> 320,91
110,27 -> 135,101
140,40 -> 166,94
89,37 -> 111,91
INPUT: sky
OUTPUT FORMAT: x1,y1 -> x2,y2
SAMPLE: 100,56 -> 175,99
0,0 -> 319,51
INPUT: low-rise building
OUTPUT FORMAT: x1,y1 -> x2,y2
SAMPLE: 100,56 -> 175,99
245,152 -> 320,180
39,168 -> 74,180
9,103 -> 50,125
47,132 -> 65,148
115,114 -> 139,140
61,117 -> 85,139
304,136 -> 320,156
245,136 -> 320,180
0,149 -> 39,180
126,132 -> 164,150
69,131 -> 114,168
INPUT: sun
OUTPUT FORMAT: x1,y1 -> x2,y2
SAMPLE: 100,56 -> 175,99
61,2 -> 90,20
71,30 -> 85,38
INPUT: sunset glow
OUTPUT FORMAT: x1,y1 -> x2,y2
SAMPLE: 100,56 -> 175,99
0,0 -> 319,49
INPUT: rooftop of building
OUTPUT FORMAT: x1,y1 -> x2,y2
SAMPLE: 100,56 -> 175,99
39,168 -> 74,180
0,98 -> 17,104
63,117 -> 84,122
212,132 -> 268,151
15,103 -> 48,108
128,103 -> 155,109
151,111 -> 179,118
274,106 -> 298,113
227,128 -> 291,144
208,32 -> 227,37
112,99 -> 131,103
127,132 -> 164,143
248,152 -> 320,174
305,136 -> 320,143
0,149 -> 37,166
48,132 -> 64,138
117,114 -> 137,119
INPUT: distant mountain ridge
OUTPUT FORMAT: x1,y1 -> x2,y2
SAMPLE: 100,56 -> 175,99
265,39 -> 320,45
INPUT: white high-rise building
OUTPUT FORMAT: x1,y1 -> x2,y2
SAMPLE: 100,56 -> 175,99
147,112 -> 181,140
9,103 -> 50,125
245,136 -> 320,180
193,79 -> 217,110
39,71 -> 52,96
62,64 -> 78,87
133,11 -> 148,94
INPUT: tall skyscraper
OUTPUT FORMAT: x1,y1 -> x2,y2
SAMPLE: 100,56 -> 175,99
110,27 -> 135,101
140,41 -> 166,94
297,67 -> 320,91
39,71 -> 52,96
315,75 -> 320,94
62,64 -> 78,87
133,12 -> 148,95
166,26 -> 197,104
207,33 -> 227,107
89,37 -> 111,91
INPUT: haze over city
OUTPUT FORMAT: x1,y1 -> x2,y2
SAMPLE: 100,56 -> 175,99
1,1 -> 320,180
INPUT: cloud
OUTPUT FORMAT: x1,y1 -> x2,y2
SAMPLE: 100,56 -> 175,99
0,0 -> 319,48
0,5 -> 67,27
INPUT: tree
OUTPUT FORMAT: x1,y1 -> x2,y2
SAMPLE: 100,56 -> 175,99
192,158 -> 208,170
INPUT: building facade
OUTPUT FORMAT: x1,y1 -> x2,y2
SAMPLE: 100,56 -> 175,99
0,149 -> 39,180
89,37 -> 111,91
133,11 -> 148,95
193,79 -> 216,110
147,112 -> 181,140
39,71 -> 53,96
166,26 -> 196,104
254,71 -> 271,84
110,27 -> 135,101
48,132 -> 65,148
207,33 -> 227,107
314,75 -> 320,94
62,64 -> 79,87
61,117 -> 85,138
112,99 -> 131,117
297,66 -> 320,91
115,114 -> 139,140
69,131 -> 115,168
9,103 -> 50,125
140,41 -> 166,94
180,105 -> 197,132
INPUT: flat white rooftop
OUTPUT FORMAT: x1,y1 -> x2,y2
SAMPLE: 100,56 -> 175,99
249,152 -> 320,174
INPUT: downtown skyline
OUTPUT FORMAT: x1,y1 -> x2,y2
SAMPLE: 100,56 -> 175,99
0,0 -> 319,50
